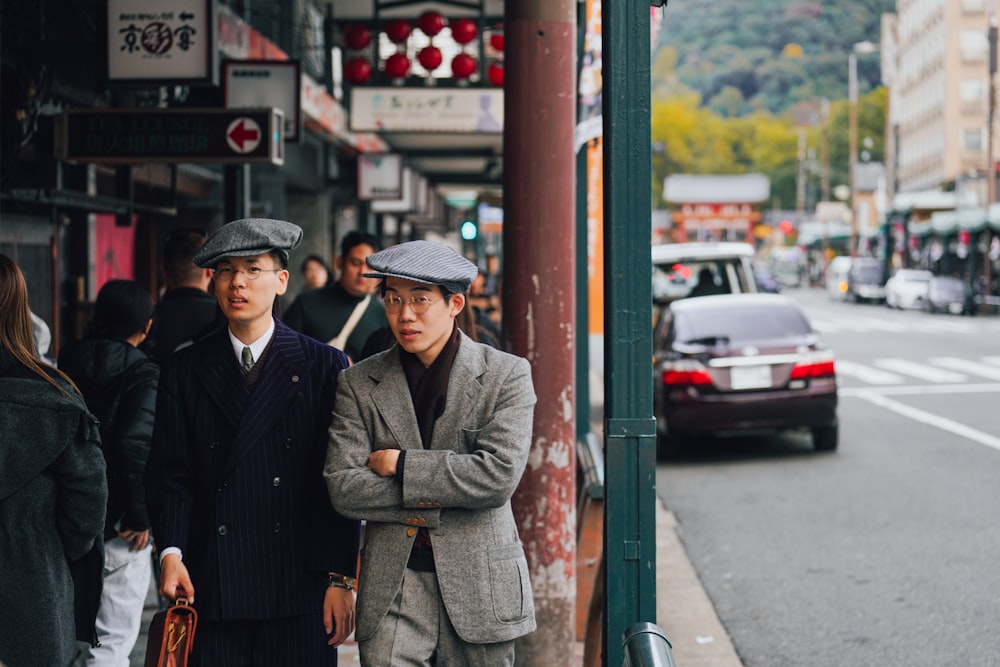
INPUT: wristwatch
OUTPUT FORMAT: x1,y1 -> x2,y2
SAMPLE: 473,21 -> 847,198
328,572 -> 357,590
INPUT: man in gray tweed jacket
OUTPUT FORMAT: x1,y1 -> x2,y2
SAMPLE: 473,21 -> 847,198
324,240 -> 536,666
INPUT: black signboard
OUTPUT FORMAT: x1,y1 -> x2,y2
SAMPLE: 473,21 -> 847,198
56,108 -> 284,165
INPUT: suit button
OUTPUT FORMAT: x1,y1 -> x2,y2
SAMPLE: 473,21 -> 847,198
291,375 -> 300,382
284,438 -> 293,449
273,523 -> 281,533
272,477 -> 281,487
406,528 -> 416,537
218,525 -> 227,536
209,441 -> 218,450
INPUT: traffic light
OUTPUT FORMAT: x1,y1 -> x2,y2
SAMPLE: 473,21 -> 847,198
461,220 -> 478,240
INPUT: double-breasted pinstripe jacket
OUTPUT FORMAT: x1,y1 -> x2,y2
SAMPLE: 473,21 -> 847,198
146,319 -> 360,621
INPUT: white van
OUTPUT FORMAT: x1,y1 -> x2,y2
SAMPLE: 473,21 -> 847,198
825,256 -> 853,301
651,242 -> 759,303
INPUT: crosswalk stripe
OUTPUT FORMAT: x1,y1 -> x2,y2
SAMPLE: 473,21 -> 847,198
928,357 -> 1000,381
834,359 -> 905,384
874,358 -> 968,382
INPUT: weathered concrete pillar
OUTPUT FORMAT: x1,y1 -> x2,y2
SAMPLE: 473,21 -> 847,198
504,1 -> 578,665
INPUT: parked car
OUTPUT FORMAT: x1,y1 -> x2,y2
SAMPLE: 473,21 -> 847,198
752,263 -> 782,294
653,293 -> 839,458
884,268 -> 932,309
846,257 -> 887,303
924,275 -> 976,315
825,255 -> 853,301
651,242 -> 759,304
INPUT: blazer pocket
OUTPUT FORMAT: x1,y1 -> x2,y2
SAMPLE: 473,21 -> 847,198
488,543 -> 533,624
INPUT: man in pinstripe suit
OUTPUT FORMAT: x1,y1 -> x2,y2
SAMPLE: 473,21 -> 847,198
146,218 -> 361,666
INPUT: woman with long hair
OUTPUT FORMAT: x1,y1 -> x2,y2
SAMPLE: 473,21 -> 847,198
0,254 -> 108,667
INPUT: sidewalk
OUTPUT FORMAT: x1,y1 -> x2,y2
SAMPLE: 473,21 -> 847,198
129,497 -> 742,666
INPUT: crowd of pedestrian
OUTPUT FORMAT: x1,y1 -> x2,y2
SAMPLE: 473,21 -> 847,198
0,217 -> 528,667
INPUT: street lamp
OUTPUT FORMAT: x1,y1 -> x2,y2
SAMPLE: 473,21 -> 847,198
849,40 -> 879,256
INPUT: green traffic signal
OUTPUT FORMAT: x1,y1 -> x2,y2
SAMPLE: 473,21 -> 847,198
461,220 -> 478,240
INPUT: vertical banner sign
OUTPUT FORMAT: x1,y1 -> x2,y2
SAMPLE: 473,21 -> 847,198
93,213 -> 136,296
582,0 -> 605,336
106,0 -> 218,85
224,60 -> 301,142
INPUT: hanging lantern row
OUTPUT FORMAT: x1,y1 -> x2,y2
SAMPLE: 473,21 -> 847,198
341,12 -> 504,86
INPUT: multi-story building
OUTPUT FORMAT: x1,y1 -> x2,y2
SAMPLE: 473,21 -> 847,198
887,0 -> 999,196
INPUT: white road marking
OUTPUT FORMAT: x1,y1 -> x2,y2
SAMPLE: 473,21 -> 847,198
929,357 -> 1000,381
873,358 -> 967,383
850,389 -> 1000,452
835,359 -> 904,385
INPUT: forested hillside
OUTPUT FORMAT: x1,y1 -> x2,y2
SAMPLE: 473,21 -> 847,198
649,0 -> 894,211
654,0 -> 894,116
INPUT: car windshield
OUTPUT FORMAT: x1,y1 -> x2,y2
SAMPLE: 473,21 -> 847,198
853,262 -> 884,281
899,271 -> 930,283
674,303 -> 812,345
931,278 -> 966,296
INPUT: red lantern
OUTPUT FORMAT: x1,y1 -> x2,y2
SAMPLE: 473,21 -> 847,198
417,11 -> 446,37
451,53 -> 476,79
450,18 -> 477,44
344,24 -> 372,50
487,62 -> 504,86
343,57 -> 372,84
384,53 -> 410,79
490,32 -> 504,52
417,45 -> 443,71
384,19 -> 412,44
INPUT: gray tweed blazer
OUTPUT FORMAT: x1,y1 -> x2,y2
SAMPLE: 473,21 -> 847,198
324,331 -> 537,644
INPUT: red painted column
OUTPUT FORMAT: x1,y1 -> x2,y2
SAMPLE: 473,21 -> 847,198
504,0 -> 578,664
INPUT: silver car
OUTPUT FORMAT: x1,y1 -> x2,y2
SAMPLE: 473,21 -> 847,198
885,268 -> 932,309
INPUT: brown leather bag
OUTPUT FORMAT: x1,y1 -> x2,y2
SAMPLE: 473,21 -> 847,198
144,599 -> 198,667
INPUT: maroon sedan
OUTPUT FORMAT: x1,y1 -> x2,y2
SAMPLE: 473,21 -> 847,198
653,293 -> 838,458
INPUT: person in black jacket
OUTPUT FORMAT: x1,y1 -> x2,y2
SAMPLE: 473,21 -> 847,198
145,228 -> 223,366
0,254 -> 108,667
59,279 -> 159,666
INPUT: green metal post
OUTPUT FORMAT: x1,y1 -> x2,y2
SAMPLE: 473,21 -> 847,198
602,2 -> 658,666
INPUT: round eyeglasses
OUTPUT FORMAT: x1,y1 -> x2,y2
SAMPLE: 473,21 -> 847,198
384,294 -> 440,314
212,266 -> 282,281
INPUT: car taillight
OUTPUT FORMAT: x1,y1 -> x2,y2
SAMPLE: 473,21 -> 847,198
789,351 -> 836,379
662,361 -> 713,386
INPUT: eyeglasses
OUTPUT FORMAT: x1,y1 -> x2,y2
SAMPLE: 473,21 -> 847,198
384,294 -> 440,314
213,266 -> 282,281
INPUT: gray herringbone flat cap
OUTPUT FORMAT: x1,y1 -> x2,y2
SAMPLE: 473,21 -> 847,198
364,240 -> 478,294
194,218 -> 302,268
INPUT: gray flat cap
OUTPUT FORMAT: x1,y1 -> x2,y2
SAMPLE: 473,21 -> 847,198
364,240 -> 478,294
193,218 -> 302,268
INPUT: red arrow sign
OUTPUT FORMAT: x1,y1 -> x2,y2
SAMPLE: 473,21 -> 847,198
226,118 -> 262,153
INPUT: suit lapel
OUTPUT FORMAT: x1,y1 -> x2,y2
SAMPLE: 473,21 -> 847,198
194,330 -> 248,430
224,322 -> 311,474
370,349 -> 422,450
431,333 -> 485,450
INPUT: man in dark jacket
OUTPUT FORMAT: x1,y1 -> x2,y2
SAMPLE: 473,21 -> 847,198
282,231 -> 386,362
145,228 -> 222,366
145,218 -> 360,666
59,279 -> 159,664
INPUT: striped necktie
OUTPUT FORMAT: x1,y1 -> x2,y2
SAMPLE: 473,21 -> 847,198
241,346 -> 254,373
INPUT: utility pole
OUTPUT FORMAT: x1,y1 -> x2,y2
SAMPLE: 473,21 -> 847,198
986,14 -> 997,306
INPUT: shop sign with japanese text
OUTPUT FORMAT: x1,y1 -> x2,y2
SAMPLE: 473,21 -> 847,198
350,89 -> 504,133
106,0 -> 218,85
